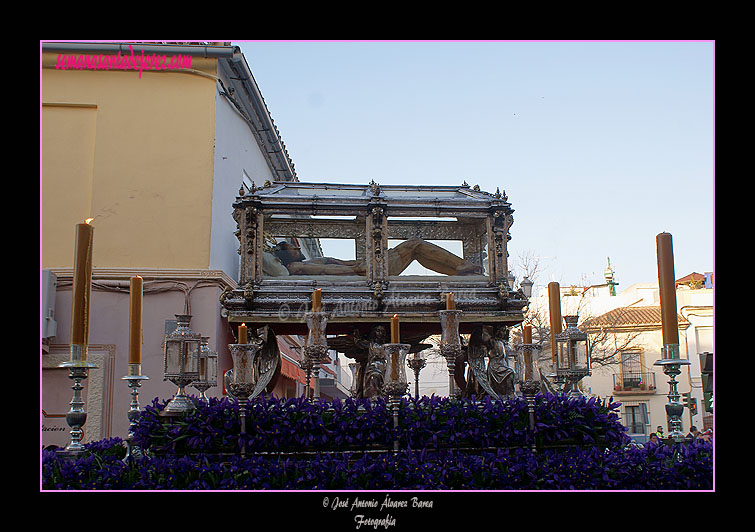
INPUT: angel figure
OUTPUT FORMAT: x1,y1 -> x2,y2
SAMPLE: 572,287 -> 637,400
487,326 -> 516,399
461,326 -> 515,400
362,325 -> 388,399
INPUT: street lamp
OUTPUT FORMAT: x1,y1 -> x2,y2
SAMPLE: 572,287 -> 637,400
520,276 -> 534,299
554,315 -> 590,398
161,314 -> 201,416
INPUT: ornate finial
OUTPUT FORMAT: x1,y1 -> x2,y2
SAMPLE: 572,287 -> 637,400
604,257 -> 618,296
502,189 -> 508,202
239,185 -> 245,196
462,180 -> 469,187
495,187 -> 501,199
473,184 -> 480,191
369,179 -> 381,196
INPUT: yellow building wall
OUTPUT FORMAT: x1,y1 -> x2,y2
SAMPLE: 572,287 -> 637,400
41,53 -> 218,270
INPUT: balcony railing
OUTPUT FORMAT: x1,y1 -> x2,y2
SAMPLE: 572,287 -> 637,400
613,371 -> 656,393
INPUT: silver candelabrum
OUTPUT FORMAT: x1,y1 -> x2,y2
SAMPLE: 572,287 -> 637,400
121,362 -> 149,462
58,346 -> 98,457
383,342 -> 410,452
439,309 -> 462,398
228,340 -> 264,457
516,342 -> 543,451
303,311 -> 329,399
654,344 -> 691,442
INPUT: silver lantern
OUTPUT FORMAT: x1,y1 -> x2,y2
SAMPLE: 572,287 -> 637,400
161,314 -> 201,416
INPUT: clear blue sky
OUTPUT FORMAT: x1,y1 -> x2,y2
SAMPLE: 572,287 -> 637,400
234,40 -> 714,294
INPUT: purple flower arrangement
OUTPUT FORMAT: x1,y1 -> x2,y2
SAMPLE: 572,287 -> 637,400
42,393 -> 713,490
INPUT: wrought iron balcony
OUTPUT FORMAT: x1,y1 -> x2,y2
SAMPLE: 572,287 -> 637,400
613,371 -> 656,394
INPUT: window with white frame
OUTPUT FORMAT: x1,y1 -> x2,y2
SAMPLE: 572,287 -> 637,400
623,401 -> 649,435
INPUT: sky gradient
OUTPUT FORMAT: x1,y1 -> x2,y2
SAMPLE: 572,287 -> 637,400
234,40 -> 714,295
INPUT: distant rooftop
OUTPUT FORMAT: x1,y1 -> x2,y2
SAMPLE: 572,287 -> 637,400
582,306 -> 689,330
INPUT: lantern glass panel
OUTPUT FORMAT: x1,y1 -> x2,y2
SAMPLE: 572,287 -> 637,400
182,340 -> 201,376
574,340 -> 588,371
384,346 -> 408,386
557,340 -> 570,370
165,341 -> 182,375
205,353 -> 218,386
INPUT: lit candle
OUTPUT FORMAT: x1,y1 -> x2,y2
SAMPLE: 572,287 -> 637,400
312,288 -> 322,312
70,219 -> 94,361
239,323 -> 248,344
523,325 -> 532,344
391,314 -> 400,343
128,276 -> 143,365
446,292 -> 456,310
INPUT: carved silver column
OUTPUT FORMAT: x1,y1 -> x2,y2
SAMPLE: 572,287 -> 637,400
304,311 -> 329,399
439,309 -> 462,398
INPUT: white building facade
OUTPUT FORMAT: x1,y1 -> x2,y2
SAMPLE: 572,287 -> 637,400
530,274 -> 713,442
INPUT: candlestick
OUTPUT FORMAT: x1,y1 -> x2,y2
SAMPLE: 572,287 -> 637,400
391,314 -> 400,343
523,324 -> 532,344
239,323 -> 248,344
129,276 -> 143,365
121,363 -> 149,463
438,309 -> 462,398
523,325 -> 533,381
548,282 -> 562,364
654,232 -> 689,442
70,219 -> 94,362
312,288 -> 322,312
446,292 -> 456,310
656,232 -> 680,349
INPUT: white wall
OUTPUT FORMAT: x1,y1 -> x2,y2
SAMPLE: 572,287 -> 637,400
209,91 -> 276,281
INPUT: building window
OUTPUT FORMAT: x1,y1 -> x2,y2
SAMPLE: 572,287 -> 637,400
620,350 -> 642,388
624,403 -> 649,435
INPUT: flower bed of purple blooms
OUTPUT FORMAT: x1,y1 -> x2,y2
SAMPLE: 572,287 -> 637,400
41,394 -> 713,490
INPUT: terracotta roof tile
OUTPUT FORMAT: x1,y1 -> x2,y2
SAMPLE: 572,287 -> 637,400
676,272 -> 705,286
582,306 -> 689,329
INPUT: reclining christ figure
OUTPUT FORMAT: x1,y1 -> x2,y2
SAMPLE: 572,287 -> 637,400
272,236 -> 483,276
